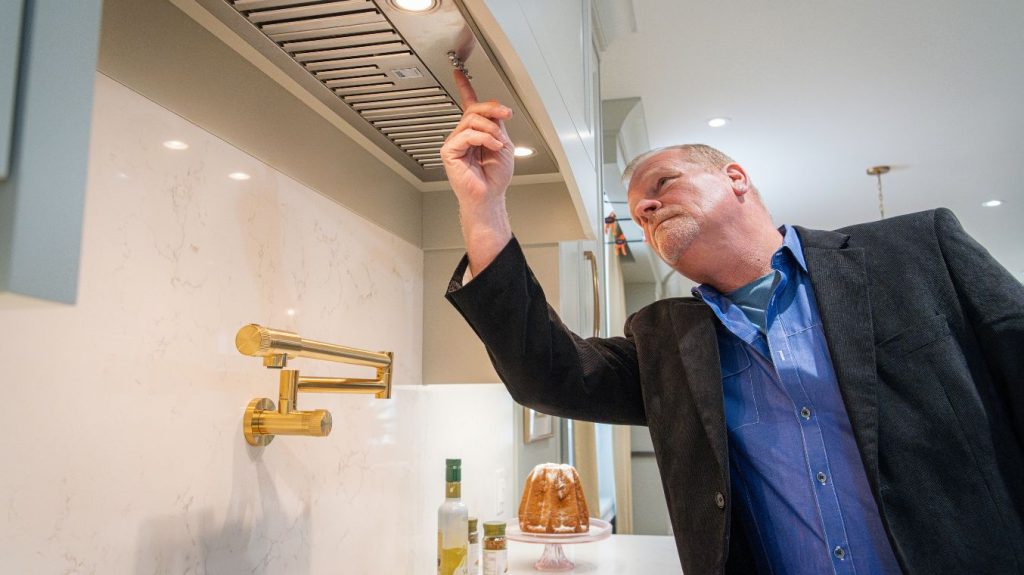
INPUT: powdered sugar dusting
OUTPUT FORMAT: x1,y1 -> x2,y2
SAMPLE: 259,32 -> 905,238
518,463 -> 590,534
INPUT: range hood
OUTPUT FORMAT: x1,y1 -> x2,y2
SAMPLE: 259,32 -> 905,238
174,0 -> 559,185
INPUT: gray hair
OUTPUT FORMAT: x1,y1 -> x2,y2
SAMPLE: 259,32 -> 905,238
621,144 -> 737,187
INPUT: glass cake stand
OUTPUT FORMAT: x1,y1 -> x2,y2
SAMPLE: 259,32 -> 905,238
506,518 -> 612,571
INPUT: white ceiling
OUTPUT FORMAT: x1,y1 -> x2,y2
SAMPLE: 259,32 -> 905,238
600,0 -> 1024,285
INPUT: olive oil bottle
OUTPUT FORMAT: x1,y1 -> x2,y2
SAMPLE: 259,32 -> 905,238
437,459 -> 469,575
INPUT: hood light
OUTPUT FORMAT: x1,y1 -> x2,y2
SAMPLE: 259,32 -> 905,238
162,140 -> 189,150
513,146 -> 536,158
391,0 -> 437,12
229,172 -> 251,181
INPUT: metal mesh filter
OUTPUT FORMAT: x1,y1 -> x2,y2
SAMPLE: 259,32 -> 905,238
229,0 -> 460,170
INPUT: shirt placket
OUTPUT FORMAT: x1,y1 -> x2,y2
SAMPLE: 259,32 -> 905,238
766,256 -> 856,574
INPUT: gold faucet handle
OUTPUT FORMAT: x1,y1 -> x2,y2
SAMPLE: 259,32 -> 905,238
237,324 -> 302,358
244,398 -> 333,446
296,409 -> 332,436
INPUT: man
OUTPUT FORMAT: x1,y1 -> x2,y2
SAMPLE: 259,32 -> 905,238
441,70 -> 1024,574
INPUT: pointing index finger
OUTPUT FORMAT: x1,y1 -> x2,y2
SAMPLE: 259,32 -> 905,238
453,68 -> 477,107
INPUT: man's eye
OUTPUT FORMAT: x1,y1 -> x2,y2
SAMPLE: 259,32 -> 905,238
656,177 -> 671,190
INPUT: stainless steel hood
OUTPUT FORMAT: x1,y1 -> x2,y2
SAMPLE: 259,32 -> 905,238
178,0 -> 559,184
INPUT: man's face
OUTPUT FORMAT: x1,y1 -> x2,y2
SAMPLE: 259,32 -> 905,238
626,150 -> 740,270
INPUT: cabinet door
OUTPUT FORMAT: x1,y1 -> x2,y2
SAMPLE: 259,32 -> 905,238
518,0 -> 595,165
0,0 -> 103,303
0,0 -> 24,180
483,0 -> 601,235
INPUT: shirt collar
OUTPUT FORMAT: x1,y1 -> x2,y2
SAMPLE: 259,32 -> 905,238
780,224 -> 808,273
691,224 -> 807,301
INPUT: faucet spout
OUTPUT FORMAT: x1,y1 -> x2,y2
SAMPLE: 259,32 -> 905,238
297,352 -> 393,399
236,324 -> 391,368
237,325 -> 394,446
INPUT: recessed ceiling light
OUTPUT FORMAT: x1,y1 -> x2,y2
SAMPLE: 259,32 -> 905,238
982,200 -> 1003,207
162,140 -> 189,150
228,172 -> 251,181
391,0 -> 436,12
286,308 -> 296,317
513,146 -> 536,158
707,117 -> 730,128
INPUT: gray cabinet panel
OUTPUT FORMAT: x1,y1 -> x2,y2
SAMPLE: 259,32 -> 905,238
0,0 -> 24,180
0,0 -> 103,303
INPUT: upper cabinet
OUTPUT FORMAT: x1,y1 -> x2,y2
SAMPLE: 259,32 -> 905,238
516,0 -> 597,165
465,0 -> 603,239
0,0 -> 104,304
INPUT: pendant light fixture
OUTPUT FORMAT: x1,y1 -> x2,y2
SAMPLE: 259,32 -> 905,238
866,165 -> 891,219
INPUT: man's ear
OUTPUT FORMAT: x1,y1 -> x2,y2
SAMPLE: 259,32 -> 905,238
725,163 -> 750,196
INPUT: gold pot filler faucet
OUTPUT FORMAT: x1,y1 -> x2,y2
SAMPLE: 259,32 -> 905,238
235,324 -> 394,447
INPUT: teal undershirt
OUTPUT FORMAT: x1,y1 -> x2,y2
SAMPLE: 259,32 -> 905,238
725,270 -> 781,335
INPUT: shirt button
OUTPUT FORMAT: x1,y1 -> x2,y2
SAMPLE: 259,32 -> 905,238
715,492 -> 726,509
834,546 -> 847,560
800,406 -> 812,420
817,471 -> 828,485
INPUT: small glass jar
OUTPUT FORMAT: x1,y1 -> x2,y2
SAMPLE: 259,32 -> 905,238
468,517 -> 480,574
482,521 -> 507,575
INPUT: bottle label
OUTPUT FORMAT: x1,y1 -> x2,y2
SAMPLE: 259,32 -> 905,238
483,549 -> 508,575
469,542 -> 480,573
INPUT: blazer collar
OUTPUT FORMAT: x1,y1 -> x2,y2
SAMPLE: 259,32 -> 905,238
796,225 -> 882,499
793,226 -> 850,250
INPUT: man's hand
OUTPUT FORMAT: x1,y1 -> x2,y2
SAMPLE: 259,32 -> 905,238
441,69 -> 515,275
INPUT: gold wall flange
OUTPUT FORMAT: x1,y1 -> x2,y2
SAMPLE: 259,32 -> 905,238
244,398 -> 276,447
237,324 -> 393,447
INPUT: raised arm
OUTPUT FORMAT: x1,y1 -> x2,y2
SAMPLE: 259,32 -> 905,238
440,69 -> 514,276
440,70 -> 645,425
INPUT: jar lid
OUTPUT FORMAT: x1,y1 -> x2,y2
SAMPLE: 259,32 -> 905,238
468,517 -> 478,533
483,521 -> 506,537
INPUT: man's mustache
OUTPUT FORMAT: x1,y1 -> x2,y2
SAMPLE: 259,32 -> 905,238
649,206 -> 691,229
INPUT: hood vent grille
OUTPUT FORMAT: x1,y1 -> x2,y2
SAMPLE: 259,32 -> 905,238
229,0 -> 461,170
182,0 -> 559,184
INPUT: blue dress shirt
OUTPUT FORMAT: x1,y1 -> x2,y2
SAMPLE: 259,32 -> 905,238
694,226 -> 901,574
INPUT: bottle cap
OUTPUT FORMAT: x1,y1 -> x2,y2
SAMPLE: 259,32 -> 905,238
468,517 -> 478,533
483,521 -> 506,537
445,458 -> 461,482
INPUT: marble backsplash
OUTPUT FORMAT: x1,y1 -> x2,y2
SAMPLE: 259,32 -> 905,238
0,73 -> 514,573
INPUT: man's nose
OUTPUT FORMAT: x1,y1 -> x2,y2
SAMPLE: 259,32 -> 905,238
634,198 -> 661,222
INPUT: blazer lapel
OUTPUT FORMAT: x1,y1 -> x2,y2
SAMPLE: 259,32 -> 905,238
670,301 -> 728,474
797,226 -> 882,497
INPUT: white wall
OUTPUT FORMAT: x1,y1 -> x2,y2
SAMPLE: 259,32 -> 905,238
0,74 -> 513,574
625,282 -> 656,316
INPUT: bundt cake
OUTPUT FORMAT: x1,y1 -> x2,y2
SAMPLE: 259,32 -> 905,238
518,463 -> 591,534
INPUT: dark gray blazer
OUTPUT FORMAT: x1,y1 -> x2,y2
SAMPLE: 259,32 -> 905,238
446,208 -> 1024,574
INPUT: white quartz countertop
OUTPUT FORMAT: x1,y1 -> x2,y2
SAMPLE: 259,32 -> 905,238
506,534 -> 683,574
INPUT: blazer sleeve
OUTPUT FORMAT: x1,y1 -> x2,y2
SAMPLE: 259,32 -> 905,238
445,237 -> 646,426
934,207 -> 1024,442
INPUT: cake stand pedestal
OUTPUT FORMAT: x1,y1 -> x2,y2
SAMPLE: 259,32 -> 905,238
506,518 -> 612,572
